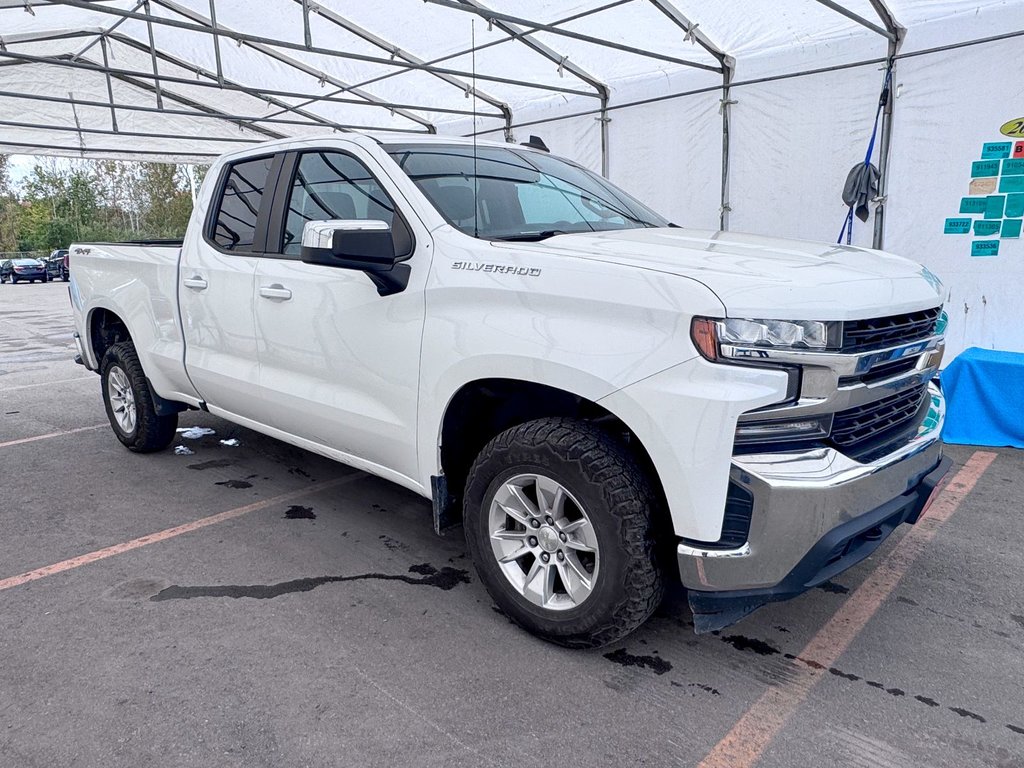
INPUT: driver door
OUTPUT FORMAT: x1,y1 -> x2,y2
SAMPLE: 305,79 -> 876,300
252,147 -> 429,483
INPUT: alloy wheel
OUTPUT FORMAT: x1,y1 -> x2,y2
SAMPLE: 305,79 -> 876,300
488,473 -> 600,611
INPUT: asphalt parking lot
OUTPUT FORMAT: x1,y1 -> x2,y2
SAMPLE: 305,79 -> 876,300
2,281 -> 1023,768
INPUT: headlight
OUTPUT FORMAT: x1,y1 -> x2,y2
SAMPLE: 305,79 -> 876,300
691,317 -> 828,361
935,309 -> 948,335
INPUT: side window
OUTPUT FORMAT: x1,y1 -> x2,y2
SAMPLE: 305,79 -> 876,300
210,155 -> 275,252
281,151 -> 397,256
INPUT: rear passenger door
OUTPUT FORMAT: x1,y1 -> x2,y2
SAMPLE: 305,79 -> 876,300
179,153 -> 280,419
252,147 -> 429,483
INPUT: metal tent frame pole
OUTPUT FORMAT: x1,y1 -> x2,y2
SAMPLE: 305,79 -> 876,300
0,46 -> 475,133
812,0 -> 897,40
323,1 -> 627,100
647,0 -> 733,230
0,86 -> 418,137
454,0 -> 613,173
811,0 -> 903,249
150,0 -> 436,133
293,0 -> 515,141
867,0 -> 905,250
40,0 -> 599,99
424,0 -> 722,73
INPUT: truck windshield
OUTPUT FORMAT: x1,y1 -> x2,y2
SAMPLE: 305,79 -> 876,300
386,143 -> 669,241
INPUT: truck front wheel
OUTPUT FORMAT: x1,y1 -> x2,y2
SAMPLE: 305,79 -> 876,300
464,418 -> 664,648
100,341 -> 178,453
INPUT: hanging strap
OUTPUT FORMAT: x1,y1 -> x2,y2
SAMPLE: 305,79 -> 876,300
838,64 -> 893,245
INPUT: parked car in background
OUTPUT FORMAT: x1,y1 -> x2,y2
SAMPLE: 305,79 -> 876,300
1,258 -> 48,283
45,249 -> 70,281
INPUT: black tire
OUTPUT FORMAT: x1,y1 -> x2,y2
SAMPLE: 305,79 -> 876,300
100,340 -> 178,453
40,275 -> 48,283
11,277 -> 18,284
464,417 -> 664,648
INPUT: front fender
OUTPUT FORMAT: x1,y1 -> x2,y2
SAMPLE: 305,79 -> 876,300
598,357 -> 788,542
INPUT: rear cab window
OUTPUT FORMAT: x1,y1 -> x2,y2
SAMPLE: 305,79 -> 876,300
207,155 -> 276,252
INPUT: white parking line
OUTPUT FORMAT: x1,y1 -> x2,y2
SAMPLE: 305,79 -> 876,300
0,376 -> 94,392
0,424 -> 107,450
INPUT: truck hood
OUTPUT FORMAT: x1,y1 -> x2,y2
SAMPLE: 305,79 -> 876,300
520,228 -> 944,320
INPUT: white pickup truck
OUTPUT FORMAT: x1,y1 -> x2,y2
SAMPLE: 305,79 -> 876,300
70,133 -> 950,647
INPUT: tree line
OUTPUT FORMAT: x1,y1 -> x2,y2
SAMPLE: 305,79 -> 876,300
0,154 -> 207,253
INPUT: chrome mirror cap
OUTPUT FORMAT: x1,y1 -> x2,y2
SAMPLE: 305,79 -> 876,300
301,219 -> 390,249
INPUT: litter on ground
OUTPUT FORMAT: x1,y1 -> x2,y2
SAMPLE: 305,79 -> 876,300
219,438 -> 240,447
176,427 -> 216,439
173,445 -> 194,455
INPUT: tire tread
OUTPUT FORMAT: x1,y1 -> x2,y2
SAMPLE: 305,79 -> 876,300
465,417 -> 664,648
101,341 -> 178,453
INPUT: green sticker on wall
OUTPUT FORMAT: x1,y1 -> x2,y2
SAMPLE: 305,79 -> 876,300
999,176 -> 1024,193
1006,193 -> 1024,218
1003,158 -> 1024,175
944,218 -> 972,234
1002,219 -> 1023,238
974,220 -> 1001,236
985,195 -> 1006,219
960,197 -> 988,213
971,240 -> 1000,257
983,142 -> 1013,158
972,160 -> 1000,177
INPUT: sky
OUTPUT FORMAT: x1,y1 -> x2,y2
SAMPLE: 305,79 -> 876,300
7,155 -> 37,190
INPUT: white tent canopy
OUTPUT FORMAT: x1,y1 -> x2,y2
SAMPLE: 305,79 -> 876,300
2,0 -> 1023,356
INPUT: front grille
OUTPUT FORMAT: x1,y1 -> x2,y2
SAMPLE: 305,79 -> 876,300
841,307 -> 941,352
838,356 -> 918,386
830,384 -> 929,449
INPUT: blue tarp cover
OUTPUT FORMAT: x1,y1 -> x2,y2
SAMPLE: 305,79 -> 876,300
941,347 -> 1024,448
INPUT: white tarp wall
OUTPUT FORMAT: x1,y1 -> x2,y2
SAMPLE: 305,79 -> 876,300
2,1 -> 1023,358
460,2 -> 1024,360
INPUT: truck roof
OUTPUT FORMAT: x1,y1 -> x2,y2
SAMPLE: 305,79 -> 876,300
216,131 -> 533,162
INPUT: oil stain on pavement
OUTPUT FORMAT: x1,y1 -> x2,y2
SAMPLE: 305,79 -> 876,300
603,647 -> 673,675
150,563 -> 470,601
284,505 -> 316,519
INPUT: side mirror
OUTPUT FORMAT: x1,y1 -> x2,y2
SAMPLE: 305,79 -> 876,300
300,219 -> 410,296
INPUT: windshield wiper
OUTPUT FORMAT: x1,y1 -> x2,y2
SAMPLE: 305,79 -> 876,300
491,230 -> 568,242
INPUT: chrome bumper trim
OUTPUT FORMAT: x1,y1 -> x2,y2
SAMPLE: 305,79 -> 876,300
677,383 -> 945,592
719,334 -> 943,378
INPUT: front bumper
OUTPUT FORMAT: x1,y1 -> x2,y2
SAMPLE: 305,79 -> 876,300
680,383 -> 949,633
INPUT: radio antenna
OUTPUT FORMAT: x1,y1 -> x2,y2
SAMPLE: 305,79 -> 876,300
471,19 -> 479,238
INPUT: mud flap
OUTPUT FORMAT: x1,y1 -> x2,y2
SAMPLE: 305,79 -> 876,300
431,474 -> 460,535
688,592 -> 771,634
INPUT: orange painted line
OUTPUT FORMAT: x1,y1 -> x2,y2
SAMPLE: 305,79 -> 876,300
0,424 -> 107,450
0,474 -> 358,593
699,450 -> 998,768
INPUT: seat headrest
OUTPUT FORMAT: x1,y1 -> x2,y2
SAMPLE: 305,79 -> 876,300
433,184 -> 476,222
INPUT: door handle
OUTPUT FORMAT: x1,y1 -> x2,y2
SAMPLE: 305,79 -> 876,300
183,275 -> 208,290
259,284 -> 292,301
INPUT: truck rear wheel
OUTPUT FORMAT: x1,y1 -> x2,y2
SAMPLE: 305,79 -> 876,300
463,418 -> 663,648
100,341 -> 178,453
